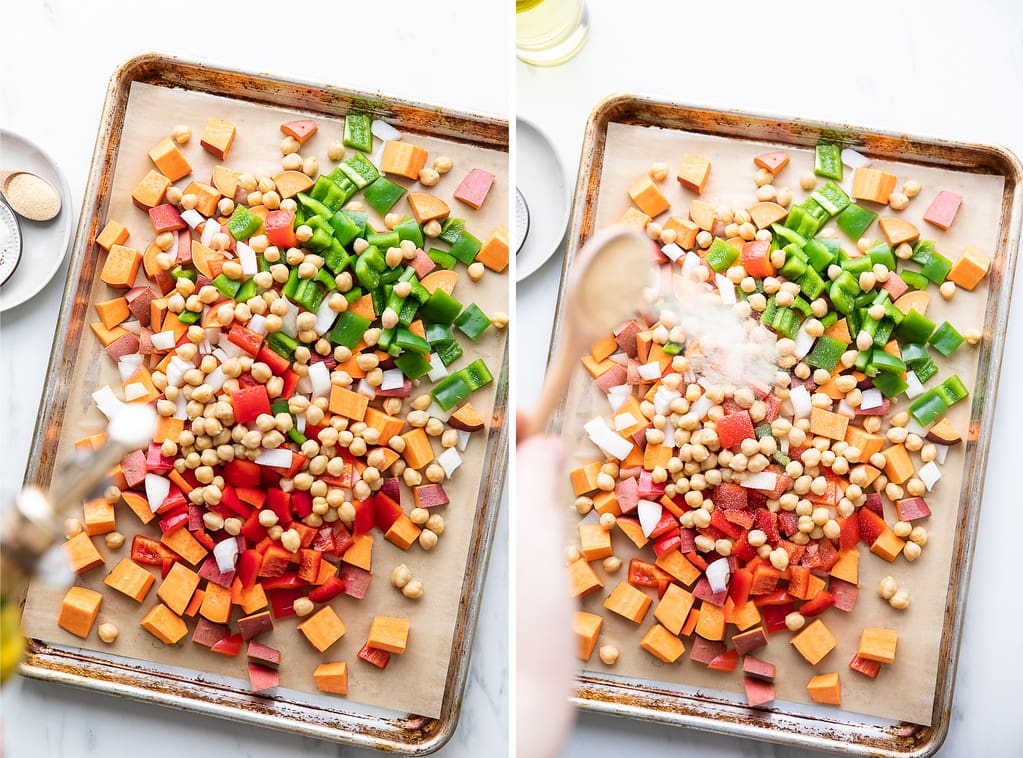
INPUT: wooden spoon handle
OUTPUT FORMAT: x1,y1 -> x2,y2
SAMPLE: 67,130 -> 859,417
529,317 -> 580,439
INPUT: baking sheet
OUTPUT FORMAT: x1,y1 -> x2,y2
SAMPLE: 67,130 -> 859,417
20,80 -> 508,721
559,121 -> 1004,726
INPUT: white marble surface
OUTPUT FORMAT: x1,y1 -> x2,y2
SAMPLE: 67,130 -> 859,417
517,1 -> 1023,756
0,1 -> 507,756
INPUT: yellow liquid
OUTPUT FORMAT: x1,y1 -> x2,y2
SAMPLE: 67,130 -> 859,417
516,0 -> 589,65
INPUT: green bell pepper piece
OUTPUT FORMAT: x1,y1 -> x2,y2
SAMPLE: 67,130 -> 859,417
213,273 -> 241,299
436,340 -> 463,367
870,347 -> 906,374
900,270 -> 929,290
439,218 -> 466,245
420,289 -> 463,324
814,142 -> 843,181
323,240 -> 350,274
430,373 -> 472,410
394,351 -> 433,380
329,211 -> 362,247
328,311 -> 371,350
449,231 -> 483,265
913,356 -> 938,383
293,279 -> 325,313
937,374 -> 968,405
835,202 -> 877,240
901,342 -> 930,366
394,328 -> 431,355
398,296 -> 420,326
819,311 -> 838,329
343,112 -> 373,152
911,239 -> 937,265
235,278 -> 257,303
909,389 -> 948,426
760,295 -> 778,329
337,156 -> 377,189
772,308 -> 801,339
226,205 -> 263,240
394,217 -> 424,249
297,192 -> 334,221
428,248 -> 458,270
310,176 -> 347,212
772,222 -> 807,248
797,266 -> 826,300
872,318 -> 894,347
895,309 -> 936,344
426,323 -> 456,345
928,321 -> 964,357
805,335 -> 845,372
460,359 -> 493,391
364,177 -> 407,215
840,256 -> 873,276
267,331 -> 298,359
367,231 -> 400,250
871,371 -> 908,398
779,250 -> 807,280
921,252 -> 953,284
866,242 -> 896,271
176,308 -> 201,325
354,247 -> 386,290
282,266 -> 301,299
706,238 -> 739,273
803,238 -> 836,272
454,303 -> 492,341
171,266 -> 197,282
809,181 -> 850,215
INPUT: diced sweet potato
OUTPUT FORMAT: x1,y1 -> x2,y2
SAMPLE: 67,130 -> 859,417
947,245 -> 991,290
140,603 -> 188,644
570,462 -> 602,496
754,151 -> 789,174
182,181 -> 221,217
380,141 -> 429,181
695,601 -> 725,641
399,427 -> 434,469
161,527 -> 208,566
149,137 -> 192,182
568,557 -> 604,598
342,533 -> 373,572
314,661 -> 349,694
368,615 -> 410,655
280,119 -> 318,144
858,627 -> 898,664
199,581 -> 232,624
247,640 -> 281,668
732,626 -> 768,656
407,192 -> 450,224
844,425 -> 885,460
851,168 -> 897,205
676,154 -> 711,194
869,528 -> 905,562
131,170 -> 171,210
810,407 -> 849,441
628,175 -> 670,217
579,523 -> 613,561
238,611 -> 274,640
158,562 -> 200,616
96,220 -> 129,251
64,532 -> 105,574
790,618 -> 838,665
329,385 -> 369,421
807,672 -> 842,705
749,202 -> 788,230
58,586 -> 103,638
878,217 -> 920,246
94,297 -> 129,330
248,662 -> 279,692
664,216 -> 699,248
201,118 -> 236,160
212,165 -> 240,198
742,654 -> 776,681
655,549 -> 700,586
619,207 -> 651,228
829,549 -> 859,585
384,513 -> 422,551
572,611 -> 603,661
82,497 -> 116,536
895,496 -> 932,522
104,558 -> 155,602
640,623 -> 686,663
604,581 -> 652,624
744,676 -> 775,707
297,606 -> 347,652
101,244 -> 143,288
272,170 -> 314,199
881,443 -> 914,484
476,224 -> 509,273
923,190 -> 962,230
653,583 -> 695,635
849,653 -> 882,678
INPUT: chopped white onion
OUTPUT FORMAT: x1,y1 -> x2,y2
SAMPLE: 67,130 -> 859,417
654,387 -> 680,416
841,148 -> 871,169
356,378 -> 376,399
247,314 -> 267,335
281,299 -> 299,338
255,448 -> 293,467
681,251 -> 702,278
860,388 -> 884,411
380,368 -> 405,391
123,382 -> 148,401
200,221 -> 220,248
307,361 -> 331,398
789,385 -> 812,419
426,355 -> 448,382
740,471 -> 779,490
173,391 -> 188,420
905,417 -> 928,437
638,362 -> 662,381
236,242 -> 257,276
706,557 -> 731,594
583,417 -> 633,461
638,499 -> 662,537
456,430 -> 471,452
180,208 -> 204,229
91,385 -> 126,420
314,297 -> 337,335
614,412 -> 637,432
918,461 -> 942,491
198,339 -> 213,355
934,444 -> 949,464
166,356 -> 192,388
151,330 -> 177,351
608,351 -> 629,365
689,395 -> 713,421
213,538 -> 239,573
296,413 -> 306,433
217,337 -> 244,359
904,371 -> 925,399
836,399 -> 856,418
117,354 -> 144,383
793,326 -> 816,359
145,474 -> 170,513
660,242 -> 684,262
371,119 -> 401,142
427,401 -> 451,421
205,367 -> 227,393
120,319 -> 141,334
715,273 -> 736,305
436,448 -> 462,478
606,385 -> 631,412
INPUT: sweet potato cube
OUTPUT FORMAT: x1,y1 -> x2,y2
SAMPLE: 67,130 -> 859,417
94,297 -> 130,330
149,136 -> 192,182
329,385 -> 368,421
845,426 -> 885,460
628,175 -> 670,218
182,181 -> 221,217
199,581 -> 232,624
121,491 -> 156,525
297,606 -> 347,652
732,626 -> 768,656
161,527 -> 208,566
869,528 -> 905,562
749,201 -> 789,230
280,119 -> 318,144
572,611 -> 603,661
158,562 -> 200,616
571,461 -> 602,496
82,497 -> 116,536
104,558 -> 155,602
200,118 -> 236,160
131,170 -> 171,210
923,190 -> 962,230
695,601 -> 725,641
640,623 -> 686,663
212,165 -> 240,198
101,244 -> 143,289
676,154 -> 711,194
790,618 -> 838,665
58,586 -> 103,638
399,427 -> 434,469
384,513 -> 422,551
380,141 -> 429,181
238,611 -> 273,640
238,583 -> 269,614
64,532 -> 104,574
453,168 -> 495,209
96,219 -> 129,251
578,523 -> 613,562
948,245 -> 991,290
879,217 -> 920,246
881,443 -> 914,484
653,584 -> 695,635
140,603 -> 188,644
830,549 -> 859,584
858,627 -> 898,664
272,170 -> 314,200
655,549 -> 701,586
851,168 -> 897,205
619,207 -> 651,228
592,491 -> 621,518
810,407 -> 849,441
367,615 -> 410,654
407,192 -> 450,224
476,224 -> 509,273
314,662 -> 349,695
342,533 -> 373,572
663,216 -> 698,249
743,655 -> 776,681
567,557 -> 604,597
603,581 -> 652,624
807,672 -> 842,705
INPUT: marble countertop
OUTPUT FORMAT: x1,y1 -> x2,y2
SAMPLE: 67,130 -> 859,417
0,1 -> 507,756
517,1 -> 1023,756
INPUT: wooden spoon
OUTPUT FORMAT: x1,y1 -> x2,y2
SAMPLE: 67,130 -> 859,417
528,226 -> 653,436
1,169 -> 61,222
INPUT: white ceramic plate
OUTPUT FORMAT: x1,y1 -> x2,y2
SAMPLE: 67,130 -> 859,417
516,118 -> 570,281
0,130 -> 74,311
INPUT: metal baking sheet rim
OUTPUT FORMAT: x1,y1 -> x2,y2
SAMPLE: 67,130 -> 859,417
16,52 -> 509,755
549,92 -> 1023,757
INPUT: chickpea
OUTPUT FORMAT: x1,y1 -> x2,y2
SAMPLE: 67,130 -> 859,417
293,597 -> 314,617
878,575 -> 898,600
785,612 -> 806,632
903,180 -> 921,198
424,219 -> 442,238
418,168 -> 440,186
402,578 -> 424,599
327,141 -> 345,161
598,645 -> 619,665
98,623 -> 119,644
104,531 -> 125,550
467,262 -> 485,281
800,172 -> 817,191
602,555 -> 623,574
888,192 -> 909,211
433,156 -> 453,174
391,564 -> 412,589
303,156 -> 319,178
889,590 -> 910,610
649,162 -> 668,182
903,541 -> 922,561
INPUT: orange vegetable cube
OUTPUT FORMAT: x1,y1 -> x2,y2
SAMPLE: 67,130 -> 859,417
384,513 -> 422,550
121,491 -> 156,525
653,584 -> 695,635
948,245 -> 991,290
628,175 -> 671,217
592,491 -> 620,517
616,517 -> 648,549
664,216 -> 699,248
640,623 -> 686,663
619,207 -> 651,228
313,662 -> 349,695
851,168 -> 898,205
858,627 -> 898,664
844,426 -> 885,461
731,600 -> 762,632
695,601 -> 725,641
131,170 -> 171,210
368,615 -> 410,654
149,136 -> 192,182
184,588 -> 205,618
82,497 -> 116,536
238,583 -> 269,614
380,141 -> 428,180
329,385 -> 369,422
272,170 -> 314,200
58,586 -> 103,638
161,527 -> 208,566
199,581 -> 232,624
89,322 -> 128,347
603,582 -> 652,624
104,558 -> 155,603
182,182 -> 222,217
158,562 -> 200,616
342,533 -> 373,572
94,297 -> 130,330
870,528 -> 905,562
791,619 -> 838,665
655,550 -> 700,586
824,317 -> 853,344
676,154 -> 711,194
879,217 -> 920,247
810,407 -> 849,441
64,532 -> 104,574
140,603 -> 188,644
475,224 -> 509,273
643,444 -> 672,471
573,611 -> 603,661
570,461 -> 603,496
363,407 -> 405,444
399,427 -> 435,469
807,672 -> 842,705
96,219 -> 129,251
200,118 -> 236,160
100,244 -> 142,288
407,192 -> 450,224
830,549 -> 859,584
578,523 -> 613,562
297,606 -> 347,652
881,443 -> 914,484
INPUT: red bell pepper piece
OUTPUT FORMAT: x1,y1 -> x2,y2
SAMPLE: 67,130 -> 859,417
231,385 -> 272,424
652,531 -> 682,558
761,603 -> 796,633
754,589 -> 794,607
647,509 -> 677,540
373,493 -> 403,532
291,491 -> 313,519
291,522 -> 316,548
627,558 -> 672,588
266,488 -> 292,524
262,572 -> 302,591
240,512 -> 269,544
357,643 -> 391,670
729,567 -> 753,605
280,369 -> 300,399
145,442 -> 175,472
707,648 -> 740,672
297,549 -> 322,583
158,509 -> 189,535
264,210 -> 297,249
258,545 -> 293,578
155,486 -> 187,515
236,550 -> 262,588
339,564 -> 372,599
331,522 -> 354,556
223,459 -> 262,488
234,486 -> 266,510
257,344 -> 291,376
308,576 -> 345,604
740,239 -> 774,278
227,324 -> 263,356
131,534 -> 179,566
267,587 -> 305,618
709,510 -> 743,540
311,527 -> 335,553
211,633 -> 244,657
799,590 -> 835,618
352,499 -> 375,535
859,508 -> 887,546
716,411 -> 756,449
